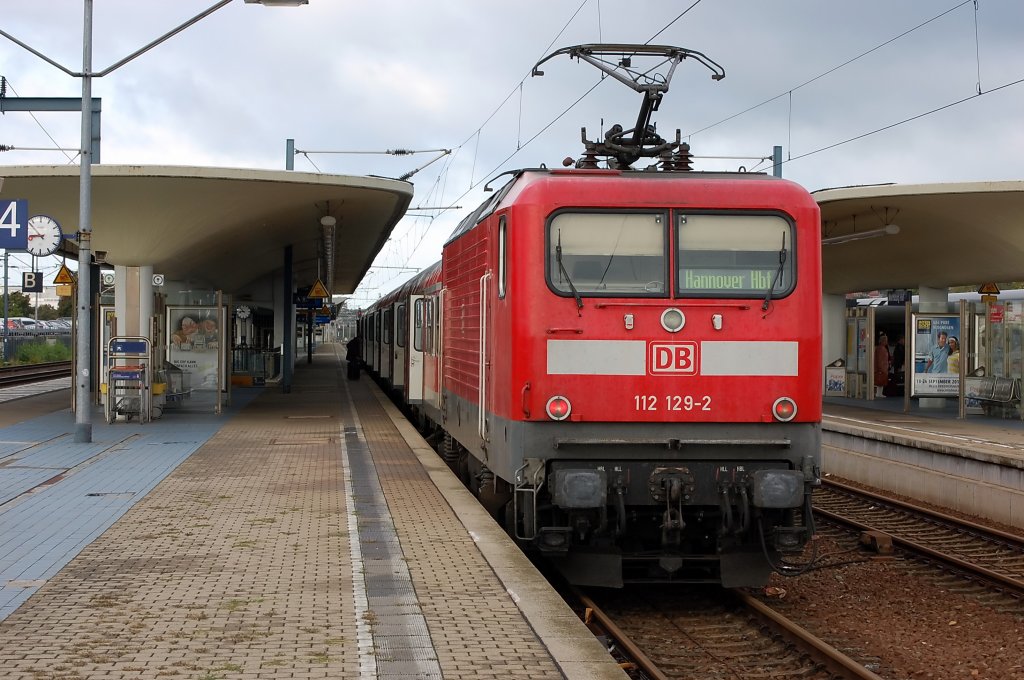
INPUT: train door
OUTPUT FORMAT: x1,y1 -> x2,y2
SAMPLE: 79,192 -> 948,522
393,302 -> 407,393
425,293 -> 443,416
407,296 -> 425,403
381,306 -> 394,383
367,312 -> 378,373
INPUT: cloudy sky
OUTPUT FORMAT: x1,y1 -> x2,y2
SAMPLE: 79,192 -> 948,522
2,0 -> 1023,304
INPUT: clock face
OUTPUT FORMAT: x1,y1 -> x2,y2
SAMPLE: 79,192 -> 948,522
26,215 -> 64,257
236,305 -> 252,319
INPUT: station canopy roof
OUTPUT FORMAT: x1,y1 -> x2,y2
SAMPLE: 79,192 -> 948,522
815,180 -> 1024,295
0,165 -> 413,298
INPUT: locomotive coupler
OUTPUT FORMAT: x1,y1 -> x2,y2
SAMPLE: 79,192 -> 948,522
660,477 -> 686,547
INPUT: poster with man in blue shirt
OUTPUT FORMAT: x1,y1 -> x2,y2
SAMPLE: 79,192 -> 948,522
913,315 -> 960,397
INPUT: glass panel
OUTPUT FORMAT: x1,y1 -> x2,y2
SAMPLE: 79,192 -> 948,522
548,212 -> 666,296
413,299 -> 424,352
425,297 -> 434,355
677,213 -> 793,297
396,304 -> 406,348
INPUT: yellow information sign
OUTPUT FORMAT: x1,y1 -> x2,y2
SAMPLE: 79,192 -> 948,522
308,278 -> 330,299
978,282 -> 1001,295
54,262 -> 76,285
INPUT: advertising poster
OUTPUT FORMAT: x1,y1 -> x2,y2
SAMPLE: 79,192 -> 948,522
911,314 -> 961,397
856,317 -> 868,372
845,318 -> 857,369
167,306 -> 224,391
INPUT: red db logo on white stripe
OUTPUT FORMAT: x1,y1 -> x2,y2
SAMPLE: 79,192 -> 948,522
649,342 -> 698,375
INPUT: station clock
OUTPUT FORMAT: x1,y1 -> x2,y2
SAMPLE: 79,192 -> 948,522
25,215 -> 64,257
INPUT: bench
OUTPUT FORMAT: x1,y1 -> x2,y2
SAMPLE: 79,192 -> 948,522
965,376 -> 1020,416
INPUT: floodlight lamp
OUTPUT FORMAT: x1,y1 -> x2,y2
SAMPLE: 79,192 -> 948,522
244,0 -> 308,6
821,223 -> 901,246
320,216 -> 337,227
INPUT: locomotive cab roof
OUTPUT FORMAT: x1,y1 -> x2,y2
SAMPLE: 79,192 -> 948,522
444,166 -> 785,246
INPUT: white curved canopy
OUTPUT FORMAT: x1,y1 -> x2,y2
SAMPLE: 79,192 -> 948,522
815,181 -> 1024,295
0,165 -> 413,296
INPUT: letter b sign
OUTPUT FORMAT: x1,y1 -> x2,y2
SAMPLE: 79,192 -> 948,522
22,271 -> 43,293
649,342 -> 698,375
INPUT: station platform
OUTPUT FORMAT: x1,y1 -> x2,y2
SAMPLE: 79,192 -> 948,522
0,347 -> 626,679
822,396 -> 1024,530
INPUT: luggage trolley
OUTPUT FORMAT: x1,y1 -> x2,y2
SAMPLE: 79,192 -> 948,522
104,336 -> 153,424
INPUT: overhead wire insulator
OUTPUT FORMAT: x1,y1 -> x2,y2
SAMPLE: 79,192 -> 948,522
673,142 -> 693,171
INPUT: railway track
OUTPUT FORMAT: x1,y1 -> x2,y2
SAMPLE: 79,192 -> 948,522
814,478 -> 1024,594
576,585 -> 886,680
0,361 -> 72,387
564,482 -> 1024,679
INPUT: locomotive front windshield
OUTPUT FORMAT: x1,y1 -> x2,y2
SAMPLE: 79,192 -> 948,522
546,210 -> 795,299
677,213 -> 794,298
548,211 -> 668,296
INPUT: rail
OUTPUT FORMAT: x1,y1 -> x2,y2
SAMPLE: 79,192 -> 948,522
0,361 -> 73,387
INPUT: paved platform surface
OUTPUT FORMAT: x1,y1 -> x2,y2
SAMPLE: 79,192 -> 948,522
823,396 -> 1024,468
0,348 -> 625,680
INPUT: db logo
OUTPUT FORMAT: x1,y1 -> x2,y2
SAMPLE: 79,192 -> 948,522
649,342 -> 698,375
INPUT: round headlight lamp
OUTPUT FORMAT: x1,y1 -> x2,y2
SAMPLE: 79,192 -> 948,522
660,308 -> 686,333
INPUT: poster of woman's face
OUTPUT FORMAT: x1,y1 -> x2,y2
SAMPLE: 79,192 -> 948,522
167,307 -> 225,391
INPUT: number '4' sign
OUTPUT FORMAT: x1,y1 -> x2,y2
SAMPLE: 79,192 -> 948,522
0,200 -> 29,250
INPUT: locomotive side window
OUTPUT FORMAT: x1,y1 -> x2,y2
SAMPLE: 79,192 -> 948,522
676,213 -> 794,298
547,211 -> 667,297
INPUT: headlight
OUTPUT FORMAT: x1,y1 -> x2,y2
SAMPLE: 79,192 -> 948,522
660,308 -> 686,332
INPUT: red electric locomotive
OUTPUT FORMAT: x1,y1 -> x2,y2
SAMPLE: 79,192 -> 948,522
362,45 -> 821,587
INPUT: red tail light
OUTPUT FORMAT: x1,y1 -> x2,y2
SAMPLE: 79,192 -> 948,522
546,395 -> 572,421
772,397 -> 797,422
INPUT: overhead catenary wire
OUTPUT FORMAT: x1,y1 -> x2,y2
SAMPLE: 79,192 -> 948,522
358,0 -> 1008,300
784,74 -> 1024,167
0,77 -> 79,164
685,0 -> 975,139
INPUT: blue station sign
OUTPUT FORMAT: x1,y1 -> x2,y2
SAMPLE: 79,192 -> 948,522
0,200 -> 29,250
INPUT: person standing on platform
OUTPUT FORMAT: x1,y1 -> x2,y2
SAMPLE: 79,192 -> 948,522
874,333 -> 890,397
346,335 -> 362,380
891,334 -> 906,378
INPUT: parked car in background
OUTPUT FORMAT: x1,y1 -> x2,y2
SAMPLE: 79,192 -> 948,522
4,317 -> 38,330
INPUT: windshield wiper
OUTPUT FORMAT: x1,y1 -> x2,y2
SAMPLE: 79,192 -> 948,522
556,230 -> 583,316
761,231 -> 787,312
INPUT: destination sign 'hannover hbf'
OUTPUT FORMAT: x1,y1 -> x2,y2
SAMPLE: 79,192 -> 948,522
681,268 -> 776,291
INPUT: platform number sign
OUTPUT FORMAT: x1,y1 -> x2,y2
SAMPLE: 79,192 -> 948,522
22,271 -> 43,293
0,200 -> 29,250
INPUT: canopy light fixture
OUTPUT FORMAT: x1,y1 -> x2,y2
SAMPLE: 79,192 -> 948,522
822,223 -> 900,246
